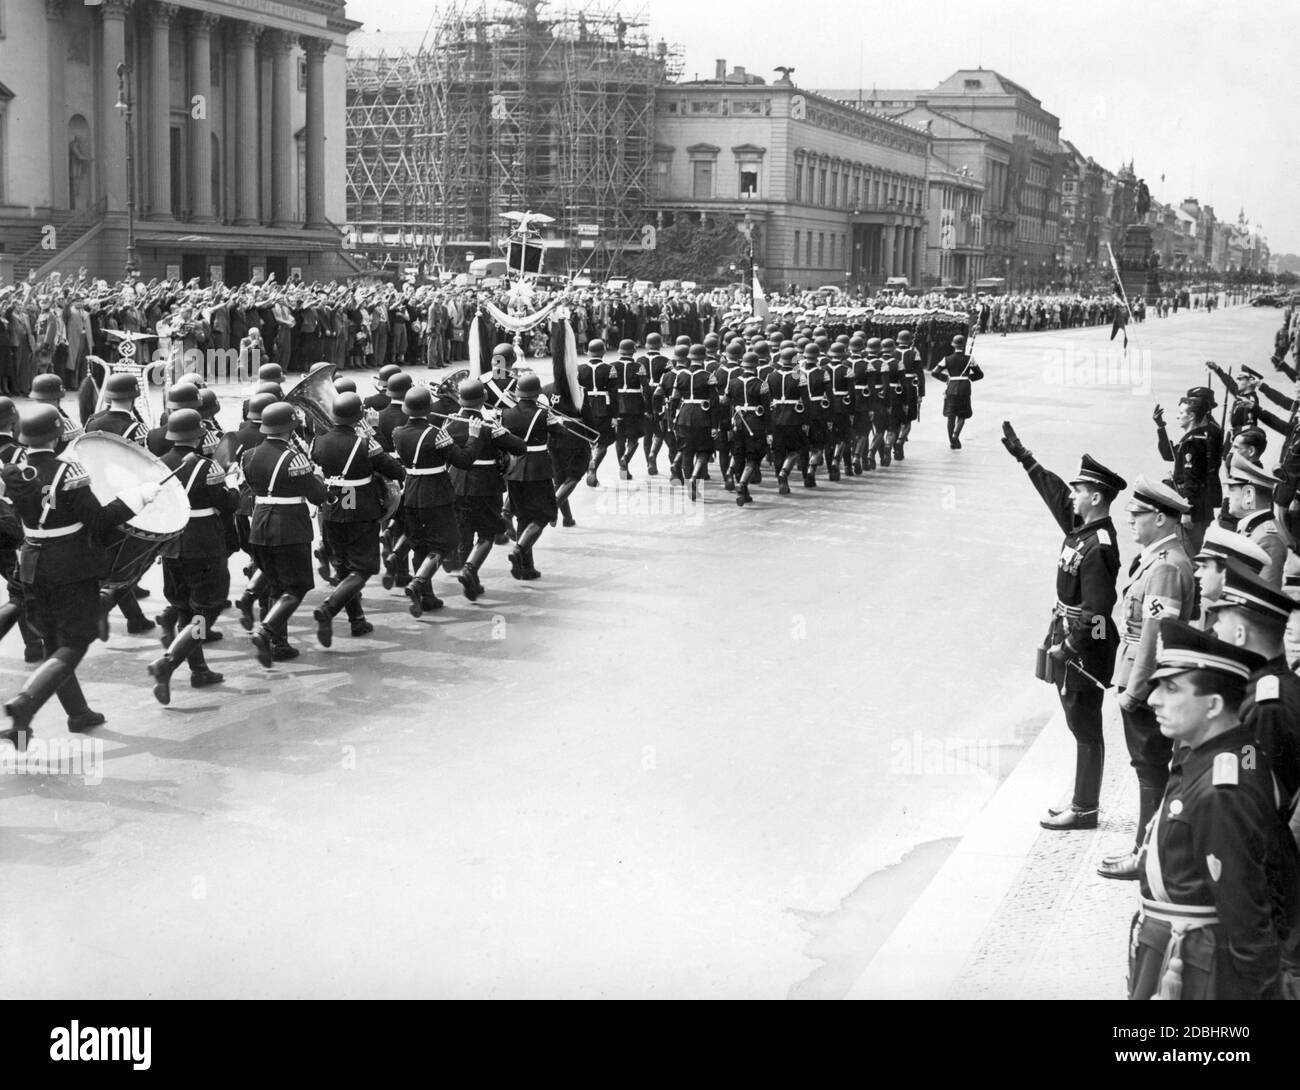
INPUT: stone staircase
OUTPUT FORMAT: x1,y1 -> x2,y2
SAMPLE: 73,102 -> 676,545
7,200 -> 108,281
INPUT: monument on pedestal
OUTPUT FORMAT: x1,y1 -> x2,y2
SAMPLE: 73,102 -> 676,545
1118,225 -> 1162,305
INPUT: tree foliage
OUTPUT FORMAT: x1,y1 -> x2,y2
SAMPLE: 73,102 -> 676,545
622,216 -> 748,283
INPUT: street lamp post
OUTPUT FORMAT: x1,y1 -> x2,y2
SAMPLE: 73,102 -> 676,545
115,61 -> 138,277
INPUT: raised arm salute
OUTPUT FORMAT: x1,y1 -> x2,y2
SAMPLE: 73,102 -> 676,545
1002,422 -> 1124,831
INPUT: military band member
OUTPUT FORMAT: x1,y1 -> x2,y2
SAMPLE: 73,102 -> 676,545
310,392 -> 404,646
484,344 -> 519,412
30,373 -> 84,450
849,334 -> 872,474
1225,454 -> 1286,588
445,379 -> 524,601
1003,426 -> 1124,830
146,409 -> 237,704
392,385 -> 483,616
0,407 -> 161,748
375,372 -> 413,453
639,332 -> 671,476
726,350 -> 770,507
713,341 -> 743,489
241,402 -> 330,667
0,399 -> 44,663
502,373 -> 563,578
1127,619 -> 1286,1000
543,379 -> 587,529
931,334 -> 983,450
84,373 -> 148,445
657,344 -> 690,484
147,383 -> 203,457
863,338 -> 894,469
363,364 -> 401,414
1101,476 -> 1196,880
610,339 -> 648,481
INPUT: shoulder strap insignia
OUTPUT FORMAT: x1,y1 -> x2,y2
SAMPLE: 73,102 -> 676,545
1256,674 -> 1280,703
1206,853 -> 1223,882
1094,527 -> 1112,547
61,463 -> 90,488
1212,751 -> 1239,787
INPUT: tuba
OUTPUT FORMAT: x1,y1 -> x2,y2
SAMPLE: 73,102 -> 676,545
284,364 -> 338,438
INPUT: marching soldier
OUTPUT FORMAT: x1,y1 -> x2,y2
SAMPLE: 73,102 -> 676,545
766,346 -> 808,496
444,379 -> 524,601
240,401 -> 330,667
638,332 -> 672,476
501,373 -> 563,578
363,363 -> 401,414
932,334 -> 983,450
1100,475 -> 1196,880
896,328 -> 925,454
483,344 -> 519,412
1002,424 -> 1124,831
578,339 -> 615,485
713,341 -> 743,490
824,343 -> 854,481
0,399 -> 45,663
30,373 -> 84,450
375,372 -> 413,453
83,372 -> 148,445
1127,618 -> 1289,1000
657,344 -> 690,484
146,383 -> 203,457
670,344 -> 719,502
392,385 -> 483,616
879,338 -> 908,463
146,409 -> 237,704
1224,454 -> 1286,588
610,338 -> 648,481
863,338 -> 893,469
849,333 -> 872,474
799,343 -> 829,488
726,350 -> 770,507
310,392 -> 404,646
0,407 -> 162,748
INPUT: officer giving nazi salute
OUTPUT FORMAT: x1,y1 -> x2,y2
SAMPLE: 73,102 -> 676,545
1002,423 -> 1122,830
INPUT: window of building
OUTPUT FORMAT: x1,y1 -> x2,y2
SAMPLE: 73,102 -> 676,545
830,169 -> 838,206
692,160 -> 714,199
794,230 -> 800,264
818,233 -> 825,265
660,101 -> 678,114
652,159 -> 670,199
842,173 -> 849,208
829,234 -> 835,266
690,99 -> 720,114
852,175 -> 860,208
807,164 -> 816,202
964,79 -> 982,90
805,232 -> 812,265
819,168 -> 827,205
739,167 -> 758,198
794,164 -> 802,202
733,99 -> 763,115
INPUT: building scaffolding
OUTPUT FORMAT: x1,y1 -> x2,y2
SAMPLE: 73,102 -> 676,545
346,0 -> 681,274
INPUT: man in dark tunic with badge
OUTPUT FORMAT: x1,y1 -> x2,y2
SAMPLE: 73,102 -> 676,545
1002,423 -> 1124,831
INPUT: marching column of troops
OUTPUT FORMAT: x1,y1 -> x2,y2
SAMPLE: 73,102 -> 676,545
1004,323 -> 1300,999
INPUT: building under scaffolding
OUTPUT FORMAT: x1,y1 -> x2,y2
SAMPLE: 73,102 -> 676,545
346,0 -> 680,275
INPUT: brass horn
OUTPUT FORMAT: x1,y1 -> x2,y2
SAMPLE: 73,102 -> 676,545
284,365 -> 339,437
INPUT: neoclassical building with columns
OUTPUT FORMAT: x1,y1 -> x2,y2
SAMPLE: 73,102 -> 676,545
0,0 -> 359,284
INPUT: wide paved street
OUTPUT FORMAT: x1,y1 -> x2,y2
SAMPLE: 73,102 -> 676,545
0,303 -> 1279,998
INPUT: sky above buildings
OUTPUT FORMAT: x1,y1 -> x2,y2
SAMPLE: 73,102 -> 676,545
346,0 -> 1298,253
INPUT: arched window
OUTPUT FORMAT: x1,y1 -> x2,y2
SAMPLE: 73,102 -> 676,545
68,114 -> 93,211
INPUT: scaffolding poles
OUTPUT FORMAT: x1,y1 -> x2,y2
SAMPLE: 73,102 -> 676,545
344,0 -> 676,272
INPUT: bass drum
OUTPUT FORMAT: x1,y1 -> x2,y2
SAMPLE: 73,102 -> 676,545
61,432 -> 190,592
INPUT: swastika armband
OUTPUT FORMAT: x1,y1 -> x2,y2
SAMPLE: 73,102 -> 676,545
1144,595 -> 1181,618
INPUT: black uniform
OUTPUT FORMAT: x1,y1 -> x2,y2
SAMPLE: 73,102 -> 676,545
242,436 -> 329,601
84,408 -> 148,446
311,424 -> 404,580
1022,459 -> 1121,811
392,417 -> 481,564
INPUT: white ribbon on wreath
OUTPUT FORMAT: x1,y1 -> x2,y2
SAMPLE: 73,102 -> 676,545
480,297 -> 560,334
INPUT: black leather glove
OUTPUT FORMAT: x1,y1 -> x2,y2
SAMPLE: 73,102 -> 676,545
1001,421 -> 1033,466
1152,404 -> 1166,428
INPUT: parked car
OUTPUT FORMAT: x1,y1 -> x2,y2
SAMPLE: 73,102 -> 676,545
632,280 -> 655,294
659,279 -> 683,292
974,277 -> 1008,295
605,277 -> 630,293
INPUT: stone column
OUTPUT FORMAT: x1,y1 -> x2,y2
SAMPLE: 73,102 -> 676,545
46,0 -> 68,210
187,11 -> 218,222
258,39 -> 273,224
147,2 -> 177,219
233,22 -> 263,225
882,225 -> 895,278
913,227 -> 923,285
99,0 -> 132,214
901,227 -> 912,281
303,37 -> 329,229
267,30 -> 297,228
